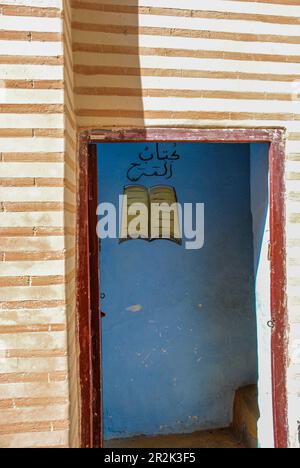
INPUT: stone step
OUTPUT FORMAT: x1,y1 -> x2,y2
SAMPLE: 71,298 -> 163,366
232,385 -> 259,449
105,428 -> 245,449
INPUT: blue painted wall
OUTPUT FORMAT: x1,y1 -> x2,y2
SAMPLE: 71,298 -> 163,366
250,144 -> 270,275
98,142 -> 258,440
250,143 -> 271,448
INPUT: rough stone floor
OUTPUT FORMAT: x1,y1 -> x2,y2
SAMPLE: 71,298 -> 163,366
105,428 -> 245,449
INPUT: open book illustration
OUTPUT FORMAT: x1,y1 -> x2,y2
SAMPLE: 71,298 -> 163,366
120,185 -> 182,244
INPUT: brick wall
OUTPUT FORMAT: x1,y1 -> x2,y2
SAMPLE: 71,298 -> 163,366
71,0 -> 300,447
0,0 -> 71,449
0,0 -> 300,448
62,0 -> 79,449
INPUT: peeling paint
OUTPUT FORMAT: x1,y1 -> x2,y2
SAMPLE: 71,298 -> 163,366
126,305 -> 143,313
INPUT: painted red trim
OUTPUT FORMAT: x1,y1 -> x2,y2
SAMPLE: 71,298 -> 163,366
270,139 -> 288,449
77,132 -> 93,449
77,138 -> 103,448
90,128 -> 282,143
88,144 -> 103,449
77,128 -> 288,449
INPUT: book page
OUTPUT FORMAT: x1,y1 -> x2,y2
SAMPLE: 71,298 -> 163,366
150,186 -> 181,243
120,185 -> 149,241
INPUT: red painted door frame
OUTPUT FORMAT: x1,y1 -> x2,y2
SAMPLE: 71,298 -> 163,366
77,128 -> 288,449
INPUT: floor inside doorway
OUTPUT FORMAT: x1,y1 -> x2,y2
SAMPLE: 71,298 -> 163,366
105,385 -> 258,449
105,428 -> 245,449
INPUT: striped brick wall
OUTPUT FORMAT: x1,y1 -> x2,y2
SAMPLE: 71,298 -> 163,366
1,0 -> 300,449
71,0 -> 300,448
0,0 -> 71,449
62,0 -> 79,450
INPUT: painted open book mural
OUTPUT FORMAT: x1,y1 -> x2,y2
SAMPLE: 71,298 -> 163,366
120,185 -> 181,244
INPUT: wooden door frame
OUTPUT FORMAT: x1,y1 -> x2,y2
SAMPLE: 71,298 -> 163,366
77,128 -> 288,449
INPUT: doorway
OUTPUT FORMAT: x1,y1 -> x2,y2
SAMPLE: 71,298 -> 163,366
77,129 -> 288,449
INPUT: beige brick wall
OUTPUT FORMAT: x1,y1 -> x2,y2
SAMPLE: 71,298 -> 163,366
0,0 -> 300,448
71,0 -> 300,447
0,0 -> 71,449
62,0 -> 79,450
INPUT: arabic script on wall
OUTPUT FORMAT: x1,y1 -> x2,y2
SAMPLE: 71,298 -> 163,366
127,143 -> 180,182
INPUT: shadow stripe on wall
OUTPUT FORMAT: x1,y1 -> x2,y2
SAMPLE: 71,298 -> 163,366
72,23 -> 300,45
73,43 -> 300,64
74,87 -> 299,102
73,65 -> 300,82
71,2 -> 300,26
75,109 -> 300,120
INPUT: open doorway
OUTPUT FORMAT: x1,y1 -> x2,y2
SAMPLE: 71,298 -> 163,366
77,129 -> 288,449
